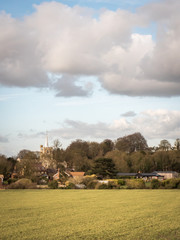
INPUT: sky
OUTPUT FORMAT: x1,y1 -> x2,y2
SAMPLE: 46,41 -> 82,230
0,0 -> 180,157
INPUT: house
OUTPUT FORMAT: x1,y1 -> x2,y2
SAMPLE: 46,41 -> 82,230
152,171 -> 179,179
0,174 -> 4,188
53,170 -> 85,181
137,172 -> 164,181
69,172 -> 85,178
53,169 -> 61,181
117,172 -> 164,181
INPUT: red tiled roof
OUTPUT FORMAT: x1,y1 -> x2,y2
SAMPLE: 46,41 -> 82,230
70,172 -> 85,177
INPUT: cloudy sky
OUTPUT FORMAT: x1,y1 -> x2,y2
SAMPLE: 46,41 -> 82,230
0,0 -> 180,156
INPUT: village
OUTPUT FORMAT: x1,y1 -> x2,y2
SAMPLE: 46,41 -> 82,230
0,133 -> 180,190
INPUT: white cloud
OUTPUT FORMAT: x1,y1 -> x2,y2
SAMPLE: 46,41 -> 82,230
27,2 -> 135,74
0,12 -> 48,88
36,109 -> 180,143
134,110 -> 180,139
0,1 -> 180,97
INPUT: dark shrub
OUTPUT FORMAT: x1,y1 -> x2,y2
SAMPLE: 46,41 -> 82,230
38,176 -> 48,185
8,178 -> 36,189
164,178 -> 180,189
65,181 -> 76,189
97,183 -> 109,189
7,178 -> 17,185
3,181 -> 8,186
108,181 -> 118,189
67,183 -> 76,189
94,182 -> 105,189
87,180 -> 98,189
126,179 -> 145,189
82,175 -> 97,187
160,180 -> 165,188
151,179 -> 160,189
118,179 -> 125,186
48,180 -> 58,189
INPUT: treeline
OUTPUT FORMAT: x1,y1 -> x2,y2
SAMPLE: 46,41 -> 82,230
0,133 -> 180,181
54,142 -> 180,173
52,133 -> 180,173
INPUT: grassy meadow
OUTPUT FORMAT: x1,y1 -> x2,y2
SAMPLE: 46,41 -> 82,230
0,189 -> 180,240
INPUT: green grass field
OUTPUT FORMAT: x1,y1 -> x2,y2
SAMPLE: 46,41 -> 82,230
0,190 -> 180,240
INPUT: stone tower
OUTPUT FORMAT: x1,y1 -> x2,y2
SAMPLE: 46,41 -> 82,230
40,132 -> 54,168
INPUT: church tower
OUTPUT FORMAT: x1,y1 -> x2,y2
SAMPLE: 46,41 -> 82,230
40,132 -> 54,168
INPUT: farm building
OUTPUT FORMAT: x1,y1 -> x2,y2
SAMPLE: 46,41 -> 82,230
117,172 -> 164,180
152,171 -> 179,179
70,172 -> 85,178
53,170 -> 85,181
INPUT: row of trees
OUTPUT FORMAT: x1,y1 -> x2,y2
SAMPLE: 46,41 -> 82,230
53,145 -> 180,173
52,133 -> 180,174
0,133 -> 180,181
52,133 -> 148,170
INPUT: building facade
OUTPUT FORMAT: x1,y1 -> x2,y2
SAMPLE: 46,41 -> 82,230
40,133 -> 54,168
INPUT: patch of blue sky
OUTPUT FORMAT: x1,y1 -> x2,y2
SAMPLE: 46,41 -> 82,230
59,0 -> 155,12
0,0 -> 155,18
0,87 -> 53,133
0,0 -> 45,18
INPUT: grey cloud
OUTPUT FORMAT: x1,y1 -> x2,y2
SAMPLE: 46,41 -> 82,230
139,0 -> 180,22
0,3 -> 135,97
0,1 -> 180,97
102,73 -> 180,97
52,75 -> 93,97
49,119 -> 121,139
0,12 -> 48,88
121,111 -> 136,117
138,0 -> 180,86
0,135 -> 8,143
17,131 -> 45,139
